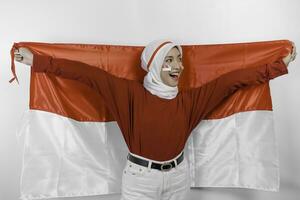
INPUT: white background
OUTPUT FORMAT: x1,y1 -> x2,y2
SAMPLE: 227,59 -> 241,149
1,0 -> 299,199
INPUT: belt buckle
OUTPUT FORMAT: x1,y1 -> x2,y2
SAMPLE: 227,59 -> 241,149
160,162 -> 172,172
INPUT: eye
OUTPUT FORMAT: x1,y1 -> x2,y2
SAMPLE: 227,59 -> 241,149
166,59 -> 172,63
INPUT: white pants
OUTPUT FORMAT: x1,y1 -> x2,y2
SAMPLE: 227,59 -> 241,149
120,151 -> 191,200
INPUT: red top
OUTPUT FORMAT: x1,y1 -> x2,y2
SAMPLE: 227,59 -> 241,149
32,54 -> 288,161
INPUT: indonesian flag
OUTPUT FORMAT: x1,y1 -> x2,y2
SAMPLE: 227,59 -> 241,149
10,40 -> 292,200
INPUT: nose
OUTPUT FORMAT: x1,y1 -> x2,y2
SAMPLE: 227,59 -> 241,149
175,63 -> 184,72
173,61 -> 183,71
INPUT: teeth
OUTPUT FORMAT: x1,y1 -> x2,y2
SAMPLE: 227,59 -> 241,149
169,73 -> 179,79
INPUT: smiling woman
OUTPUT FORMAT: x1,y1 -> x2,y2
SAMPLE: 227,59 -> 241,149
11,39 -> 296,200
141,39 -> 184,99
160,46 -> 184,87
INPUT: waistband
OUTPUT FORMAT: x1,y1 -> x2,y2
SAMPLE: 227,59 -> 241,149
128,150 -> 184,164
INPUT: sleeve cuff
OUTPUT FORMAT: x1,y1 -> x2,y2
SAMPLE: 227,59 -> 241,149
268,59 -> 289,79
32,54 -> 52,72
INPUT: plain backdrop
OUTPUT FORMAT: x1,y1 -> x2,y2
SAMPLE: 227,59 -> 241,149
1,0 -> 299,200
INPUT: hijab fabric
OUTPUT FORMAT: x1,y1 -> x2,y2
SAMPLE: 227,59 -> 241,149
140,39 -> 183,99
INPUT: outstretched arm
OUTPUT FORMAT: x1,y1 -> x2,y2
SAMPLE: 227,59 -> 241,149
183,58 -> 289,133
30,54 -> 144,141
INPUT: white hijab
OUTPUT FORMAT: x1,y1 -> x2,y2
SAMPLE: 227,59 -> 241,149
140,39 -> 183,99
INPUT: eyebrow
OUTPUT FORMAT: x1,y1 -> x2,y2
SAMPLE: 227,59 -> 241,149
165,55 -> 182,59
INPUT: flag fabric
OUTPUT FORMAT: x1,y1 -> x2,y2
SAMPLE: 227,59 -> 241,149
10,40 -> 292,200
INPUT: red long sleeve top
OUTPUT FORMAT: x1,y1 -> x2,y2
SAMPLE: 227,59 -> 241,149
32,54 -> 288,161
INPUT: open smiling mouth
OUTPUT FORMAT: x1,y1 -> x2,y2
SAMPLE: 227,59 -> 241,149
169,72 -> 179,81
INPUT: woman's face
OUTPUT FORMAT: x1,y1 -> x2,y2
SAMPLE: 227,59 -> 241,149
160,46 -> 184,87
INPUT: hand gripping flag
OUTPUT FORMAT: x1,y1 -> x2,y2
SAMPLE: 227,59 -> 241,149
10,40 -> 292,200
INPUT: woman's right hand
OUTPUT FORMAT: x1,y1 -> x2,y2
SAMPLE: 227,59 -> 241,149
14,47 -> 33,66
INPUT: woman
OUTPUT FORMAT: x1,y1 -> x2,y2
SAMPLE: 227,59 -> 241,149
14,39 -> 296,200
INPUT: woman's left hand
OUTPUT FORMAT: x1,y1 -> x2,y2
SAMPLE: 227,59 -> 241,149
283,41 -> 297,67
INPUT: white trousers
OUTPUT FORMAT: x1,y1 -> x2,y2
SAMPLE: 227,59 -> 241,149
120,151 -> 191,200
